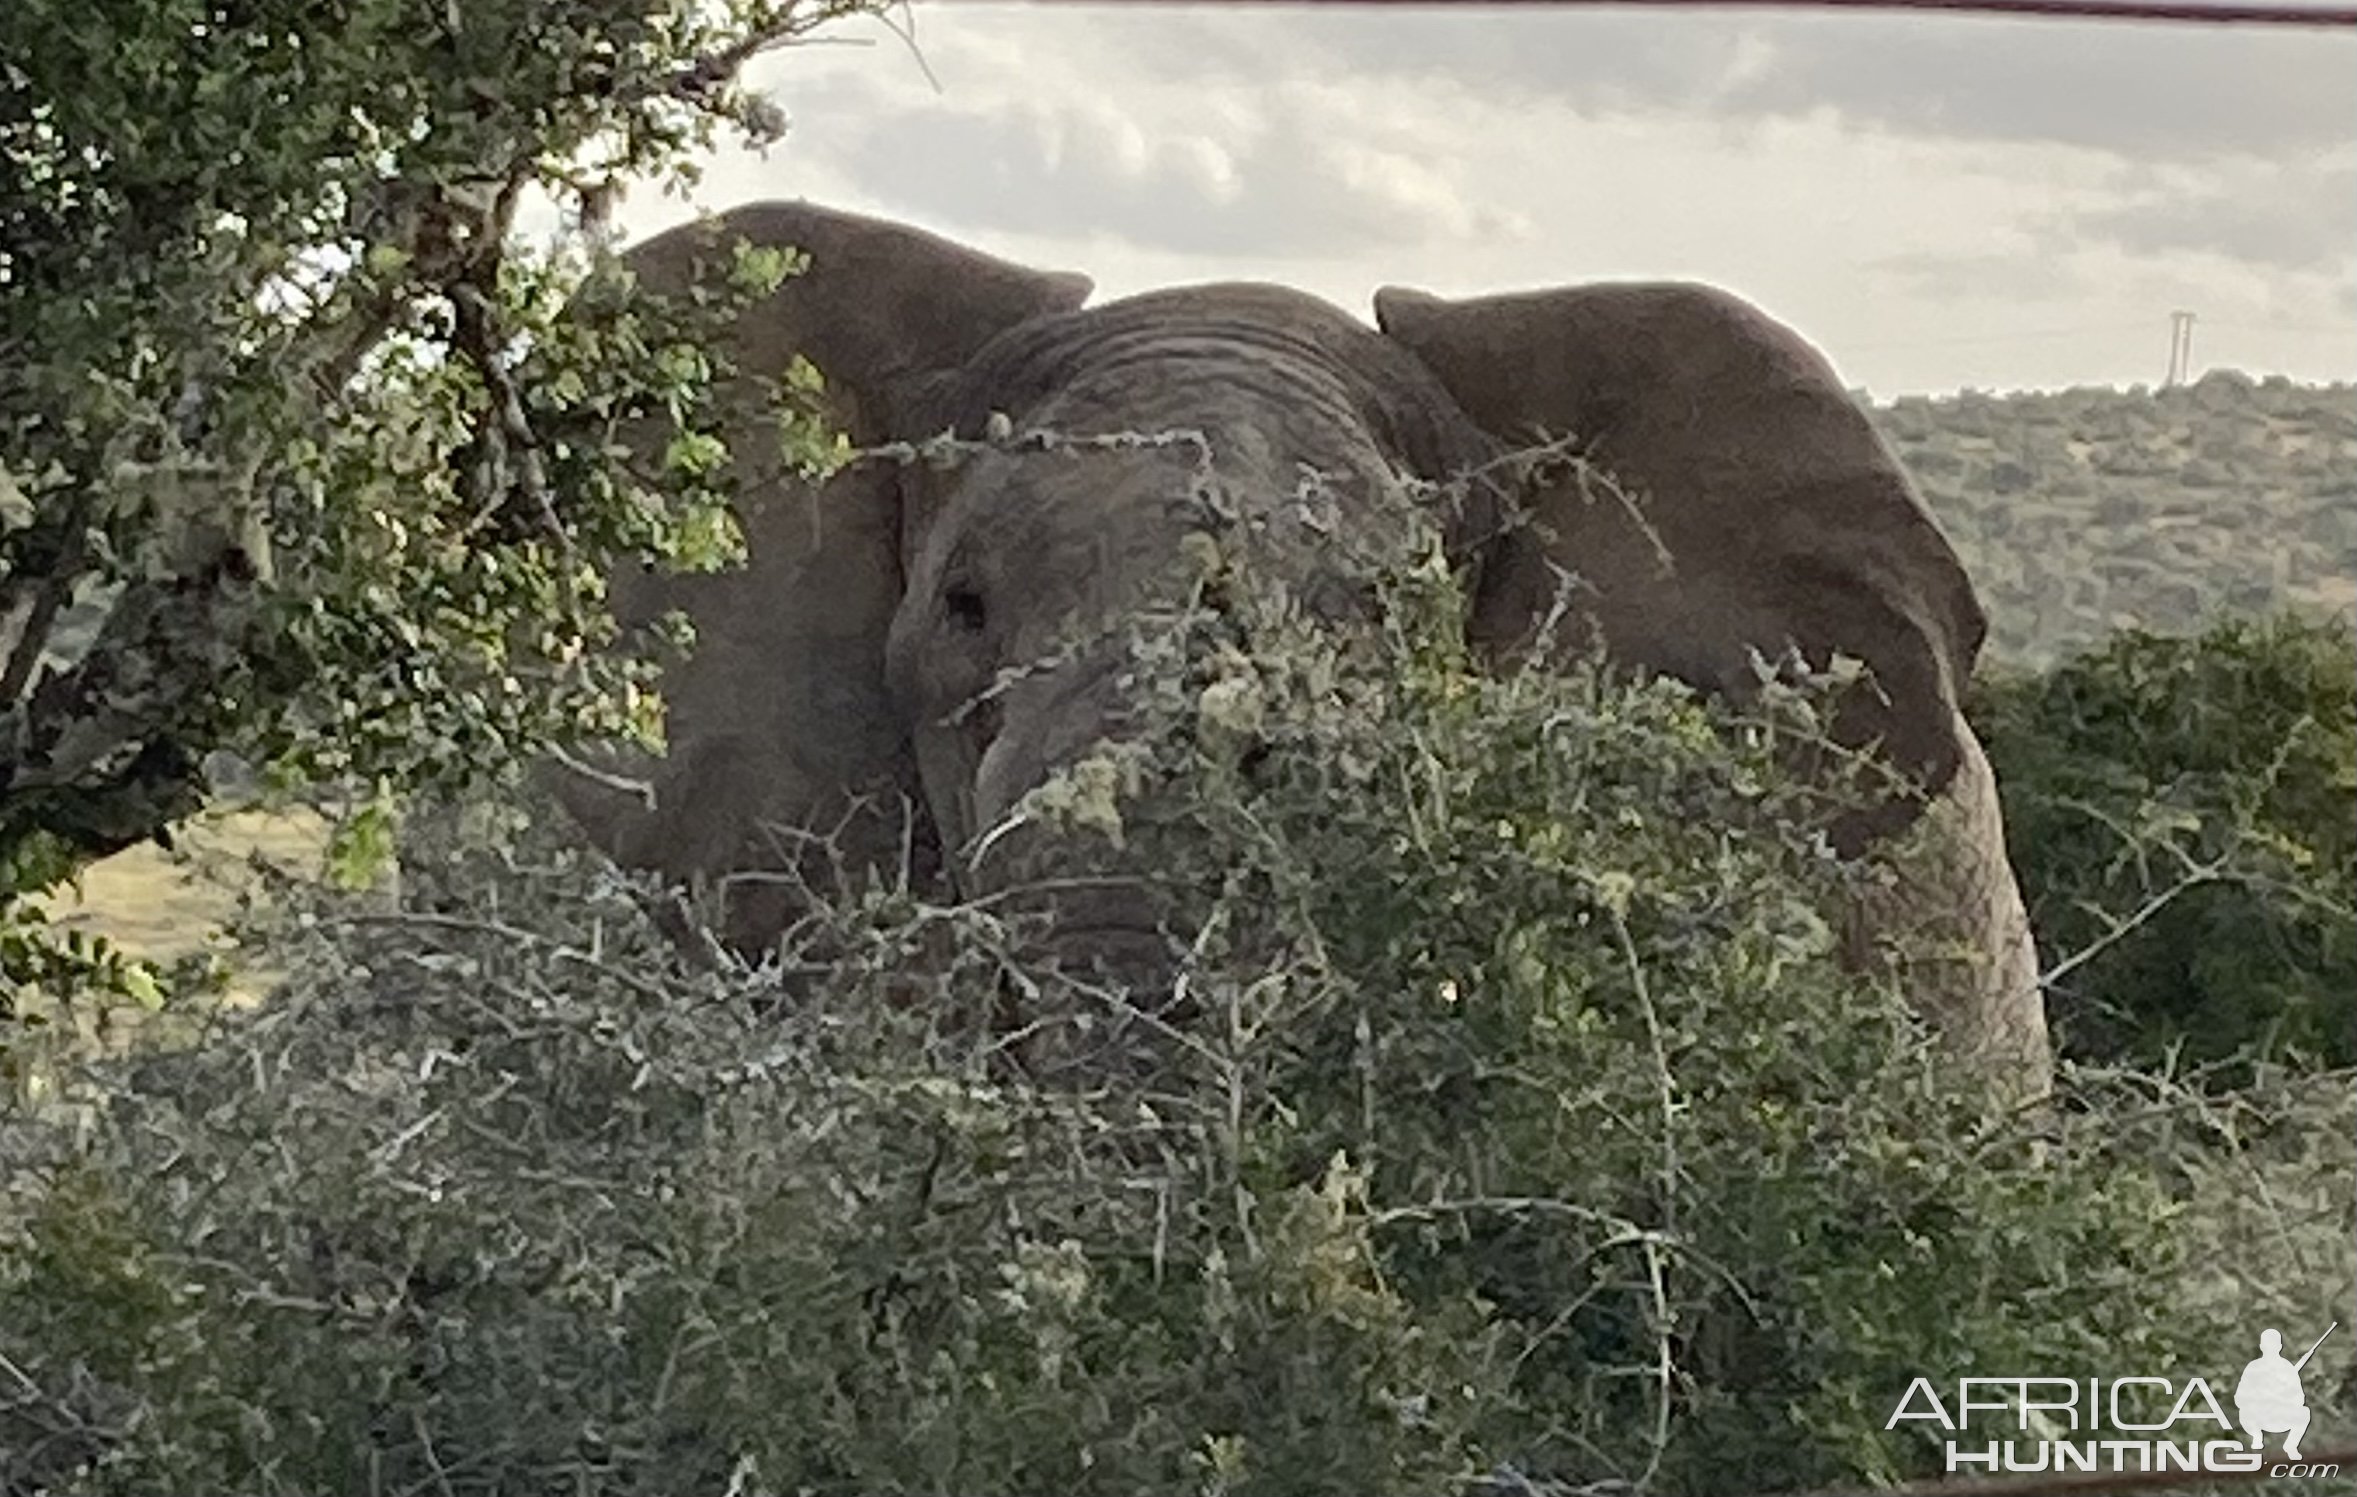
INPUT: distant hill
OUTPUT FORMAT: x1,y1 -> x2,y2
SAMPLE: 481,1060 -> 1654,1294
1872,372 -> 2357,668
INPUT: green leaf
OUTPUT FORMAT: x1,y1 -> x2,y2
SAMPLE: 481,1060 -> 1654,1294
325,792 -> 400,891
662,430 -> 729,479
729,242 -> 803,296
115,961 -> 164,1010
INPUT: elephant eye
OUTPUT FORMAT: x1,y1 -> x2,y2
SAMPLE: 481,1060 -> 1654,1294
943,584 -> 988,634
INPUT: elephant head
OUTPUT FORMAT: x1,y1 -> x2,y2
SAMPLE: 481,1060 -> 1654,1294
878,281 -> 1501,972
550,202 -> 2048,1088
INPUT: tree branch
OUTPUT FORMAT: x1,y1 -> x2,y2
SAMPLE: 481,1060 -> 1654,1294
2038,856 -> 2231,991
666,1 -> 880,102
0,511 -> 87,707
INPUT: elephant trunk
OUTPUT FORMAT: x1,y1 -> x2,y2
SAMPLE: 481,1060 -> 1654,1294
955,649 -> 1186,980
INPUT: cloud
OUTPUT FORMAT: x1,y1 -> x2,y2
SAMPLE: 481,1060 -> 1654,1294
2068,155 -> 2357,274
771,61 -> 1528,262
1076,6 -> 2355,163
1856,145 -> 2357,349
1866,247 -> 2102,307
635,5 -> 2355,394
1706,12 -> 2353,161
745,6 -> 2353,286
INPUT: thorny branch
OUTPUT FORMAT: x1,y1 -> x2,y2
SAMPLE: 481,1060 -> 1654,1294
2037,855 -> 2231,991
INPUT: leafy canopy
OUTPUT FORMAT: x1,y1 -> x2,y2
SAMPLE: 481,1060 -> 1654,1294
1,0 -> 875,1019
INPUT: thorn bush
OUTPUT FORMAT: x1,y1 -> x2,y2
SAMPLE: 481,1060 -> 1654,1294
2,536 -> 2348,1497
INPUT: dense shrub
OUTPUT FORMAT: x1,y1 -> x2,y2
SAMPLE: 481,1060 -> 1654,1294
1976,610 -> 2356,1071
2,548 -> 2349,1496
1875,378 -> 2356,666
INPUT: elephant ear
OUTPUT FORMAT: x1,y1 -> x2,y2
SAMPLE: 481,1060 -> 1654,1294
548,201 -> 1091,948
1374,281 -> 1987,850
618,200 -> 1095,446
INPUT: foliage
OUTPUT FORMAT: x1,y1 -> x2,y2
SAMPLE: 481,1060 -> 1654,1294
1975,610 -> 2356,1071
1875,372 -> 2357,667
4,538 -> 2346,1497
1,0 -> 870,1024
7,16 -> 2347,1484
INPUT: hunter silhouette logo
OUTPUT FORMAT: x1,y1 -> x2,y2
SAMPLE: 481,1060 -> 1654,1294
2237,1323 -> 2335,1460
1887,1319 -> 2343,1477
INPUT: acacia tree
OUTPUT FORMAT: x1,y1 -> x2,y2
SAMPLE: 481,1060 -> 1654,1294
1,0 -> 874,1011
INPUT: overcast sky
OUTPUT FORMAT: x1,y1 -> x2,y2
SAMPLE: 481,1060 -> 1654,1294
610,2 -> 2356,398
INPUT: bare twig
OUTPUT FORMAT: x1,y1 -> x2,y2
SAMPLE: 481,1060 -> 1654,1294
668,0 -> 881,101
2038,856 -> 2230,991
1373,1194 -> 1649,1232
868,1 -> 945,92
318,910 -> 681,1005
1609,902 -> 1683,1491
544,744 -> 659,810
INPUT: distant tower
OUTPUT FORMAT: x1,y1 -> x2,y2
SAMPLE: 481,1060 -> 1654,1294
2164,310 -> 2197,386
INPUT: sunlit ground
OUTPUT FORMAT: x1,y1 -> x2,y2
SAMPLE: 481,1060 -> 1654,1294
31,809 -> 336,1010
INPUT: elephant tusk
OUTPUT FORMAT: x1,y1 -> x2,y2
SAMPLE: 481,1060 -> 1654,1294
968,808 -> 1033,872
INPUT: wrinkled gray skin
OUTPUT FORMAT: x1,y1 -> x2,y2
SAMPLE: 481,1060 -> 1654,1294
550,201 -> 2049,1093
883,283 -> 1501,976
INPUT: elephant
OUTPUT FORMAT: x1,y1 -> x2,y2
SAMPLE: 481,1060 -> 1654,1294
545,199 -> 2050,1094
1372,283 -> 2046,1080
